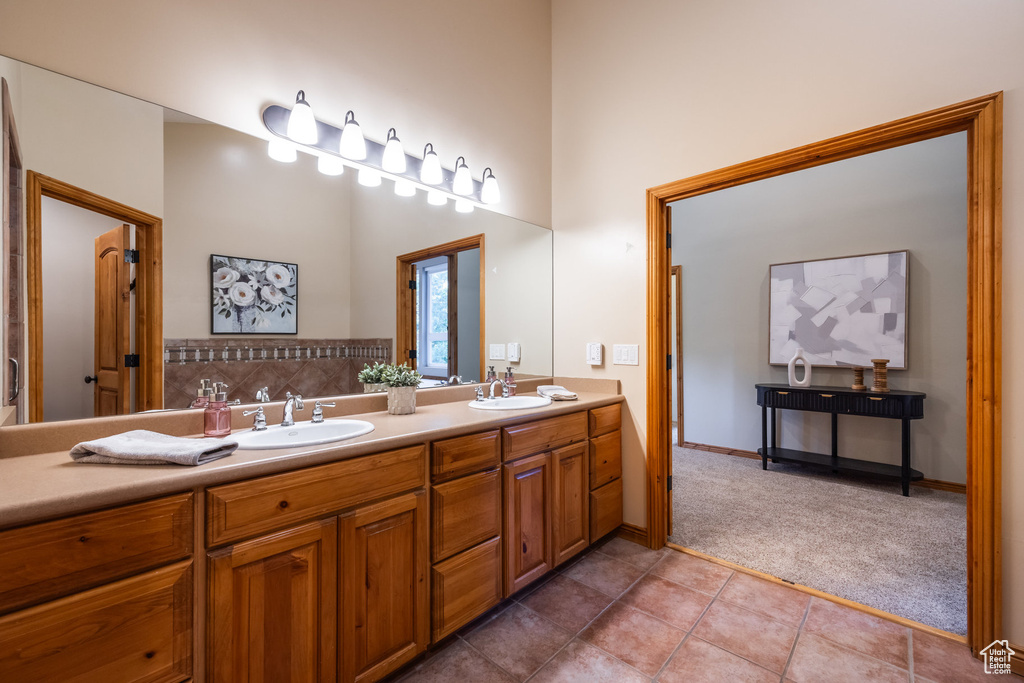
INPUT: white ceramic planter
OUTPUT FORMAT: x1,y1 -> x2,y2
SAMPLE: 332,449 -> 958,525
363,382 -> 387,394
387,385 -> 417,414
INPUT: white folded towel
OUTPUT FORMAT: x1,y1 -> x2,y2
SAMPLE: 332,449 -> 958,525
70,430 -> 239,466
537,384 -> 578,401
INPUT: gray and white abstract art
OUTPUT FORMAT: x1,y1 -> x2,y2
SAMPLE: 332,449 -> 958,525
769,251 -> 907,368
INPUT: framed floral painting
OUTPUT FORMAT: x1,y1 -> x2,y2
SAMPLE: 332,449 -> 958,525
210,254 -> 298,334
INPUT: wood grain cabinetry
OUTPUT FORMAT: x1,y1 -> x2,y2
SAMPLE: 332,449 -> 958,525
588,405 -> 623,541
431,468 -> 501,563
503,451 -> 553,595
552,442 -> 589,566
430,537 -> 501,642
341,491 -> 428,683
207,519 -> 337,682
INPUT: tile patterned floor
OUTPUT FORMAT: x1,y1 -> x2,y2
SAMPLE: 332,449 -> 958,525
397,537 -> 991,682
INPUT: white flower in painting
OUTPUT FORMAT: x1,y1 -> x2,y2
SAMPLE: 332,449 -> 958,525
229,282 -> 256,307
265,264 -> 293,288
261,285 -> 285,306
213,267 -> 239,288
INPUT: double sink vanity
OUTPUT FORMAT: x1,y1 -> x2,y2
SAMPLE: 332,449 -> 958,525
0,378 -> 623,682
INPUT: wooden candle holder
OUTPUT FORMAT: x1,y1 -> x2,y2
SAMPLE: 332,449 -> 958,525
851,367 -> 866,391
871,359 -> 890,393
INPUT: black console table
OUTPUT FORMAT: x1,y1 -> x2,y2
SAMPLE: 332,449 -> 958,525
755,383 -> 926,496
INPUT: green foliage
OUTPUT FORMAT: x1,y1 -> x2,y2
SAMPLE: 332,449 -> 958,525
381,363 -> 423,388
357,362 -> 387,384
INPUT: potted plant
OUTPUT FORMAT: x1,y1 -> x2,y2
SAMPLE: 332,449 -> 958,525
381,363 -> 422,415
357,362 -> 388,393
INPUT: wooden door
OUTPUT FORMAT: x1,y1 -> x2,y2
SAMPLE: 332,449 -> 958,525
552,443 -> 589,566
503,452 -> 553,595
93,224 -> 131,416
340,491 -> 428,683
207,519 -> 337,683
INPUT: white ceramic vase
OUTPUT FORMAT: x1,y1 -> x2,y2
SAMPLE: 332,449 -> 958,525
787,347 -> 813,387
387,385 -> 417,415
363,382 -> 387,394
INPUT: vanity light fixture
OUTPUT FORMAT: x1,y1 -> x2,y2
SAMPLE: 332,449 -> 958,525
452,156 -> 473,196
267,137 -> 297,163
420,143 -> 443,185
382,128 -> 406,173
481,167 -> 501,204
286,90 -> 318,144
455,199 -> 473,214
427,190 -> 447,206
394,179 -> 416,197
339,110 -> 367,160
358,168 -> 381,187
317,154 -> 345,176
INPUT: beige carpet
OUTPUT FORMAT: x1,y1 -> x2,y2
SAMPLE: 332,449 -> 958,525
668,446 -> 967,635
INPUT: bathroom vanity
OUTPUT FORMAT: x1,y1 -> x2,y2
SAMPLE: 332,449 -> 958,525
0,382 -> 623,682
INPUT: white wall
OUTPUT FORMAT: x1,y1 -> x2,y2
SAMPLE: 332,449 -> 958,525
674,133 -> 967,484
163,122 -> 352,339
40,198 -> 125,421
552,0 -> 1024,644
0,0 -> 552,228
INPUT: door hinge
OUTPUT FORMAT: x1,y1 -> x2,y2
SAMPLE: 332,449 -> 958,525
667,354 -> 672,371
123,249 -> 140,264
409,349 -> 417,360
667,475 -> 673,491
124,354 -> 140,368
408,279 -> 417,290
666,231 -> 672,249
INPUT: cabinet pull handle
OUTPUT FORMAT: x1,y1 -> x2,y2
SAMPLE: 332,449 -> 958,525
820,394 -> 834,398
869,397 -> 884,401
777,391 -> 790,395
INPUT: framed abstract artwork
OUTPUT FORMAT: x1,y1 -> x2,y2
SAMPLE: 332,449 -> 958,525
210,254 -> 298,334
768,250 -> 908,368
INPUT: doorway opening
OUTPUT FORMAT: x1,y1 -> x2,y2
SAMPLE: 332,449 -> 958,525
26,172 -> 163,422
397,235 -> 484,382
2,78 -> 24,426
646,94 -> 1002,654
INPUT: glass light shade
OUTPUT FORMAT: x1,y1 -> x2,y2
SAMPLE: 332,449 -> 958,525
381,128 -> 406,173
286,90 -> 318,144
420,143 -> 443,185
481,168 -> 501,204
317,154 -> 345,176
358,168 -> 381,187
394,179 -> 416,197
452,156 -> 473,195
339,110 -> 367,160
268,138 -> 297,163
427,190 -> 447,206
455,199 -> 474,214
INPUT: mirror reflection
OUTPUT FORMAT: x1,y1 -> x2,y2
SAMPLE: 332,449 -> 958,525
0,54 -> 553,424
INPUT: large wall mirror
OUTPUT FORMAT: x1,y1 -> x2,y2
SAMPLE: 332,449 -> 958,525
0,54 -> 553,424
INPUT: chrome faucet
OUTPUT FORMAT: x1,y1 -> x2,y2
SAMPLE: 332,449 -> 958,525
311,401 -> 336,423
281,392 -> 304,427
243,406 -> 267,431
255,387 -> 270,403
446,375 -> 462,386
488,379 -> 509,399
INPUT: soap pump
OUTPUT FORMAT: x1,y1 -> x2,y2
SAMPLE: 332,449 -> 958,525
204,382 -> 232,437
190,378 -> 213,408
505,367 -> 517,396
486,365 -> 497,382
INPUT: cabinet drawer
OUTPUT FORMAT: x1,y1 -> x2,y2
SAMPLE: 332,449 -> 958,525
431,537 -> 502,642
589,431 -> 621,489
503,412 -> 587,461
0,493 -> 193,615
848,394 -> 905,418
0,560 -> 193,683
207,445 -> 426,546
431,430 -> 500,482
588,404 -> 621,437
432,469 -> 501,562
590,478 -> 623,541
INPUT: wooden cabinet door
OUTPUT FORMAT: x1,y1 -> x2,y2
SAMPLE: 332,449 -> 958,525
207,519 -> 337,683
340,491 -> 428,683
503,452 -> 553,595
431,468 -> 501,563
552,442 -> 589,567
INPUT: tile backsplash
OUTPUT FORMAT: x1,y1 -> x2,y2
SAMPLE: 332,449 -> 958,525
163,338 -> 393,409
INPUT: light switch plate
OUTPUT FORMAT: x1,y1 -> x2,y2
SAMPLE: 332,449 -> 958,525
586,342 -> 603,366
613,344 -> 639,365
489,344 -> 505,361
507,342 -> 521,362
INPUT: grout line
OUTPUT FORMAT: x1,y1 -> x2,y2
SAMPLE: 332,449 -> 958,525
907,629 -> 914,680
780,594 -> 814,679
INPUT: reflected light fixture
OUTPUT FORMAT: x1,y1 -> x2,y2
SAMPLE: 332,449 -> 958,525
394,179 -> 416,197
427,190 -> 447,206
420,143 -> 443,185
286,90 -> 318,144
317,154 -> 345,176
339,110 -> 367,160
481,168 -> 501,204
358,168 -> 381,187
452,156 -> 472,196
381,128 -> 406,173
268,137 -> 297,162
455,199 -> 473,214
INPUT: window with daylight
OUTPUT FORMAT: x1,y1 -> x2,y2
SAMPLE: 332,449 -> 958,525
416,256 -> 449,376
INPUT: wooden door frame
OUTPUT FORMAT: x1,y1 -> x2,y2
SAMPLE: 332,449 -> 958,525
26,171 -> 163,421
645,93 -> 1002,654
396,234 -> 485,379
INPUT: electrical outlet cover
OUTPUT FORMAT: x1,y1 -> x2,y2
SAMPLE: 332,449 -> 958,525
586,343 -> 603,365
613,344 -> 639,365
489,344 -> 505,360
507,342 -> 521,362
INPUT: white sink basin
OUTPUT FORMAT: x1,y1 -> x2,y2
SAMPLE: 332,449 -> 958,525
468,395 -> 553,411
233,419 -> 375,450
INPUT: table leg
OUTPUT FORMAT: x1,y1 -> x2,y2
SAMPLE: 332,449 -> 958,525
761,403 -> 768,469
771,407 -> 777,450
831,412 -> 838,473
901,418 -> 911,496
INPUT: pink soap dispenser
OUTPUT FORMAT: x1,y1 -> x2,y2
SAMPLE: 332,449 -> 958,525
505,367 -> 517,396
204,382 -> 232,437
